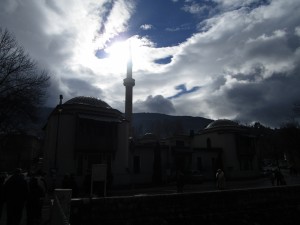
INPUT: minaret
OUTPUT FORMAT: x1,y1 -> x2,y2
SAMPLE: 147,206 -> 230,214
123,45 -> 135,131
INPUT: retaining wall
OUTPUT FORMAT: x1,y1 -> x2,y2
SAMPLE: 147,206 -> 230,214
70,185 -> 300,225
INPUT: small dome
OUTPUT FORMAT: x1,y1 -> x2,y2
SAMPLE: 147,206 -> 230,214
64,96 -> 111,108
206,119 -> 239,129
143,133 -> 157,139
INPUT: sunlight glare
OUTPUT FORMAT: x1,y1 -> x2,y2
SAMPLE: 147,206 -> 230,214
105,40 -> 130,70
103,36 -> 153,73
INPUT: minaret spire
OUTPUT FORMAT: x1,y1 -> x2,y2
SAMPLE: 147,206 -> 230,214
123,41 -> 135,134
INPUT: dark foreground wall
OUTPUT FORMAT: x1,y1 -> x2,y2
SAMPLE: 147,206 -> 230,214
70,185 -> 300,225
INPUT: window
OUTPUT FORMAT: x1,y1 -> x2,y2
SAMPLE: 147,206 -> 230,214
133,156 -> 140,174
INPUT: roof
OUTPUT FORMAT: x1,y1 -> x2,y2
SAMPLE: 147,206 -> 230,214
205,119 -> 239,129
64,96 -> 111,109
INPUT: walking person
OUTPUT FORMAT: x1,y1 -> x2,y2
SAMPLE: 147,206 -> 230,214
216,169 -> 226,190
4,168 -> 28,225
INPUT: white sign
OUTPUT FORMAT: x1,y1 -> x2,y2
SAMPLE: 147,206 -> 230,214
91,164 -> 107,196
92,164 -> 107,181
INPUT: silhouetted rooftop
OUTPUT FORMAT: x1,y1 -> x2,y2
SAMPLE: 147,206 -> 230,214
206,119 -> 239,129
64,96 -> 111,109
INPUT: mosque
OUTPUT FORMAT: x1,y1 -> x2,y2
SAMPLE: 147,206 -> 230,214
42,54 -> 135,189
42,54 -> 260,192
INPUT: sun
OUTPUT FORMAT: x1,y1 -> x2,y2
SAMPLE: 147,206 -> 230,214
105,40 -> 131,69
102,37 -> 151,73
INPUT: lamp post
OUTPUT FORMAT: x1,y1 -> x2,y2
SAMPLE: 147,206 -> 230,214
54,95 -> 63,171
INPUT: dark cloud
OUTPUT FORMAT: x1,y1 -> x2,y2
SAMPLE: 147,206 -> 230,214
62,78 -> 103,100
168,84 -> 201,99
45,0 -> 64,14
154,56 -> 173,64
208,65 -> 300,127
44,77 -> 62,107
134,95 -> 176,114
44,76 -> 103,106
232,64 -> 265,82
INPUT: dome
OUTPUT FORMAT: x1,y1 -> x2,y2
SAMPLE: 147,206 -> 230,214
64,96 -> 111,108
205,119 -> 239,129
143,133 -> 157,139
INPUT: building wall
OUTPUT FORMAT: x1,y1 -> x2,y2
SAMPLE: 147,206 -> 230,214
111,121 -> 130,186
131,148 -> 155,184
192,150 -> 219,180
43,112 -> 76,188
43,108 -> 130,188
56,114 -> 76,175
192,130 -> 260,179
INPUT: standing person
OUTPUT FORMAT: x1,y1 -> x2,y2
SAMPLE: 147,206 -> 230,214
275,168 -> 286,186
270,170 -> 276,186
216,169 -> 226,190
4,168 -> 29,225
0,172 -> 8,220
26,172 -> 46,225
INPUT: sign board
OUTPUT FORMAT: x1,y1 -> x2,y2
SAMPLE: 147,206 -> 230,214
92,164 -> 107,181
91,164 -> 107,196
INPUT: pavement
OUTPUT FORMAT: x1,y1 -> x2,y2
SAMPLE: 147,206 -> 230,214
107,169 -> 300,197
1,169 -> 300,225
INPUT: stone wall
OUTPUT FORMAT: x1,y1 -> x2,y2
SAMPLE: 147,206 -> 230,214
70,185 -> 300,225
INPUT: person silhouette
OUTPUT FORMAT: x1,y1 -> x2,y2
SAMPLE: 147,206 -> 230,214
0,172 -> 7,220
26,171 -> 46,225
216,169 -> 226,190
4,168 -> 28,225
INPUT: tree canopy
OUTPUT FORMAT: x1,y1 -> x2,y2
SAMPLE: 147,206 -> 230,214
0,28 -> 50,134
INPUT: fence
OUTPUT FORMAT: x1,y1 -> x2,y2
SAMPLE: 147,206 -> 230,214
49,189 -> 72,225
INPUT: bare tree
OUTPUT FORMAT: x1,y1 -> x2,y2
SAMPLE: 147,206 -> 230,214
0,28 -> 50,133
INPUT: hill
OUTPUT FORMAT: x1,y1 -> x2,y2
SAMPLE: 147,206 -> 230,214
29,108 -> 213,138
132,113 -> 213,138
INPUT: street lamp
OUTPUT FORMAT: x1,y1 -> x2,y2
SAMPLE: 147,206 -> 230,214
54,95 -> 63,170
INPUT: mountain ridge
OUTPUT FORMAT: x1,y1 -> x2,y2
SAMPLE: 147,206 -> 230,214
132,112 -> 213,138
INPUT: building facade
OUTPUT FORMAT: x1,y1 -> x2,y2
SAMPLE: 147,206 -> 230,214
192,119 -> 260,179
128,119 -> 260,185
42,96 -> 130,189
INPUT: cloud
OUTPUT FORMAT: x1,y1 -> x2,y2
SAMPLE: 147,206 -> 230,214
0,0 -> 136,100
212,0 -> 266,10
295,26 -> 300,37
140,24 -> 153,30
161,0 -> 300,127
1,0 -> 300,128
168,84 -> 200,99
165,23 -> 192,32
134,95 -> 176,114
182,1 -> 209,14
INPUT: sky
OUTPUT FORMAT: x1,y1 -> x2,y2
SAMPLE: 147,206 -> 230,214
1,0 -> 300,128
